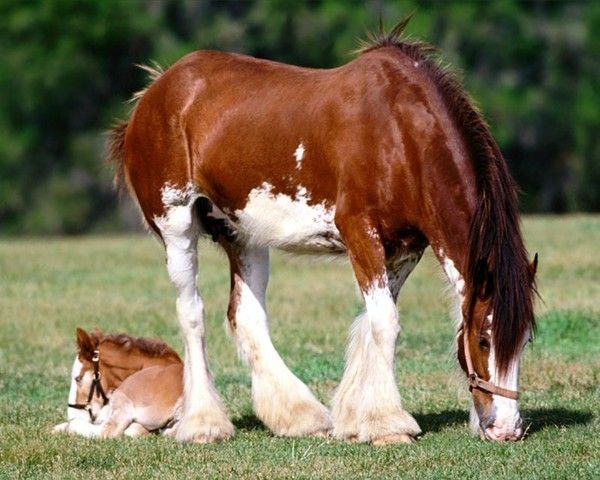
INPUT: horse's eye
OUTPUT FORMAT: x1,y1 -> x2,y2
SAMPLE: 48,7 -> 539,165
478,338 -> 490,349
75,375 -> 83,383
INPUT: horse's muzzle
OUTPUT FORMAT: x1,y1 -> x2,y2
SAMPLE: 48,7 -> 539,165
481,416 -> 524,441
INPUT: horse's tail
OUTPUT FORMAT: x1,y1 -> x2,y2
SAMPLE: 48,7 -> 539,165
105,120 -> 129,193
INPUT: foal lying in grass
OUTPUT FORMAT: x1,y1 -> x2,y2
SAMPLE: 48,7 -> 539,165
53,328 -> 183,438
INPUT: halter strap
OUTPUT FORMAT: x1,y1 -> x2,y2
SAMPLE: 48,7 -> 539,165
68,349 -> 109,420
462,326 -> 520,400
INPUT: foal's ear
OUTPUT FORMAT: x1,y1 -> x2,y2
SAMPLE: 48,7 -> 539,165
76,327 -> 95,361
529,253 -> 539,280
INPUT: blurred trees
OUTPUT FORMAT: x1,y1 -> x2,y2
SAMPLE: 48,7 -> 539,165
0,0 -> 598,234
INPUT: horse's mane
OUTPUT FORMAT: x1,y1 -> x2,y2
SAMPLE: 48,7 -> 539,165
359,16 -> 536,376
94,331 -> 182,362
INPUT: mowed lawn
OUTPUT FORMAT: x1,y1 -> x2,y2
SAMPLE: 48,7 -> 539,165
0,216 -> 598,479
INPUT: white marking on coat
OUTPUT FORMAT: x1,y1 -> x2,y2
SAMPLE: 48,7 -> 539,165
153,183 -> 233,441
441,254 -> 465,329
366,226 -> 379,240
233,182 -> 344,253
231,247 -> 331,436
332,277 -> 421,440
294,143 -> 305,169
487,326 -> 527,434
67,356 -> 90,422
160,181 -> 199,207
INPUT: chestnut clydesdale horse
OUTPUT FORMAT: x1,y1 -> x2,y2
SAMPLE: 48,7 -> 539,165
107,18 -> 537,444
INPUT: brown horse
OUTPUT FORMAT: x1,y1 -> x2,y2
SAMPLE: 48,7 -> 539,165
53,328 -> 182,437
107,17 -> 537,444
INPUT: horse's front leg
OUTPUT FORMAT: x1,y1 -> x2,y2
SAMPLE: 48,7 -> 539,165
331,216 -> 421,444
223,245 -> 332,437
156,198 -> 234,443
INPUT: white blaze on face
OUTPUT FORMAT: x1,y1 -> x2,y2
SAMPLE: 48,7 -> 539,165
294,142 -> 305,169
233,182 -> 344,253
67,356 -> 89,421
487,324 -> 526,435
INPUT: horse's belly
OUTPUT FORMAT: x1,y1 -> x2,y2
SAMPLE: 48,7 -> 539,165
230,182 -> 345,253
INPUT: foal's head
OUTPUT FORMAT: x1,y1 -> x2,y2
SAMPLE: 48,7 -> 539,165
458,254 -> 538,441
67,328 -> 107,422
67,328 -> 181,421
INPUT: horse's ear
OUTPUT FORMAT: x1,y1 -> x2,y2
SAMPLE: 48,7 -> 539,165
90,327 -> 103,342
76,327 -> 95,361
529,253 -> 539,280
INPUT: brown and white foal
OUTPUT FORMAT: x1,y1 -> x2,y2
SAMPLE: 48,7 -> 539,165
106,17 -> 537,444
53,328 -> 182,438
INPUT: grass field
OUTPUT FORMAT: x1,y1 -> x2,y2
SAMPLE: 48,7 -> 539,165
0,215 -> 598,479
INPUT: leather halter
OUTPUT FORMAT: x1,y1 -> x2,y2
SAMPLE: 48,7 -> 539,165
462,326 -> 520,400
68,349 -> 109,420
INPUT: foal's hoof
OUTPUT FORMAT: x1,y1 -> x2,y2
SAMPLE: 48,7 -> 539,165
52,422 -> 69,433
371,433 -> 417,446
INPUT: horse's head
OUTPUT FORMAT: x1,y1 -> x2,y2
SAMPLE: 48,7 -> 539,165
458,254 -> 538,441
67,327 -> 110,422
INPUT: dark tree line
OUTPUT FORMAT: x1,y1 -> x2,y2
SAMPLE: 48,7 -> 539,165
0,0 -> 598,234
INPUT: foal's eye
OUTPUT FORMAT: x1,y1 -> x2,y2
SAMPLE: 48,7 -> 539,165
75,375 -> 83,383
478,338 -> 490,349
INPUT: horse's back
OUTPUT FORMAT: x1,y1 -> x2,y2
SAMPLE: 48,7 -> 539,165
123,47 -> 468,249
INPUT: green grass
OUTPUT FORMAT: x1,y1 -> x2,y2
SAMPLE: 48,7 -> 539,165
0,215 -> 598,479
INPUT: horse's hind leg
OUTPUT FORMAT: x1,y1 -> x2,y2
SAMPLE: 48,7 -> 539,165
223,245 -> 332,437
154,191 -> 234,443
331,216 -> 422,444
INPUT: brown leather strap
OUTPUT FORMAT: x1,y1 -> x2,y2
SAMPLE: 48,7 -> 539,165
462,325 -> 520,400
67,349 -> 108,420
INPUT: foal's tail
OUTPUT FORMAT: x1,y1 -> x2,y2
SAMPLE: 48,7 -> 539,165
105,120 -> 129,193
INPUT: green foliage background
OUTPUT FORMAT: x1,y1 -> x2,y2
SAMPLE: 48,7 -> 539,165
1,0 -> 598,234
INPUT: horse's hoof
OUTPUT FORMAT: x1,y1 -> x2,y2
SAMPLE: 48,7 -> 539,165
174,412 -> 235,443
309,428 -> 332,439
371,433 -> 417,445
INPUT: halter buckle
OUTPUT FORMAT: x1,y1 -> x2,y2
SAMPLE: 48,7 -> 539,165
468,373 -> 479,389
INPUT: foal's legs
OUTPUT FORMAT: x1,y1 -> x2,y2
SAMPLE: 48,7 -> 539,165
155,197 -> 234,443
332,217 -> 422,444
224,245 -> 332,436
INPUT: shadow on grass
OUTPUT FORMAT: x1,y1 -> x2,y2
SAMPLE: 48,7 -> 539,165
415,408 -> 593,434
415,410 -> 468,433
234,414 -> 264,432
233,408 -> 593,436
523,408 -> 593,433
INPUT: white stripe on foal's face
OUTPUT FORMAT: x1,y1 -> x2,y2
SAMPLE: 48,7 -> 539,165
67,356 -> 90,421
